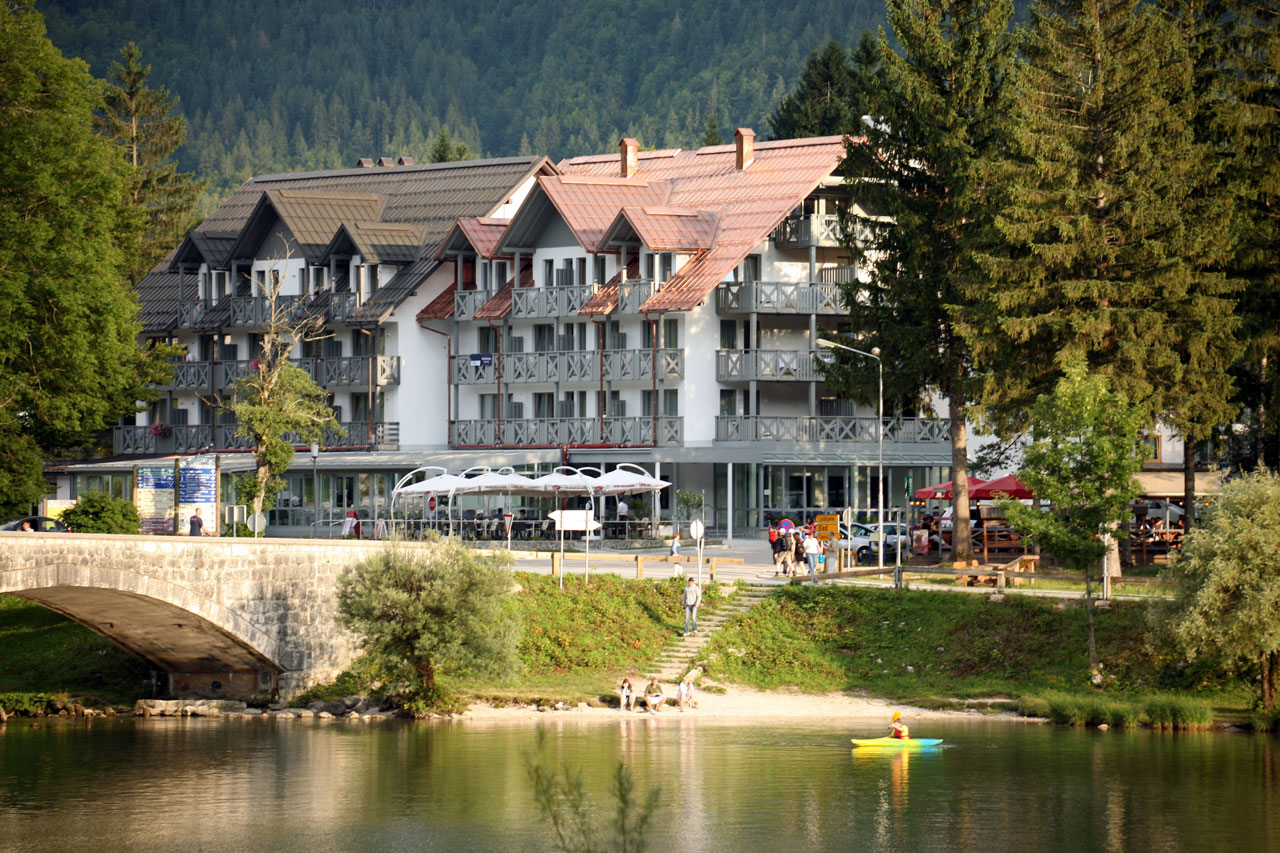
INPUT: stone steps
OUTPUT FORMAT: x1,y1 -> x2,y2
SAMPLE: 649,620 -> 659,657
650,583 -> 773,682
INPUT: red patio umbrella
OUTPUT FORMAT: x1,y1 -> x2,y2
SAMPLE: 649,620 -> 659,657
969,474 -> 1034,500
914,476 -> 986,501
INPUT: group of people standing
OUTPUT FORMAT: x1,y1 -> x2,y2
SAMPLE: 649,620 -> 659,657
768,522 -> 827,576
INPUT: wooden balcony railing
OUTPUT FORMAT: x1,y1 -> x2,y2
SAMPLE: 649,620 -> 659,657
714,416 -> 951,444
716,349 -> 829,382
450,416 -> 683,447
450,349 -> 684,385
715,281 -> 843,315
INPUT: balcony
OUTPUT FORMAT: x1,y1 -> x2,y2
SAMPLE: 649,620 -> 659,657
216,356 -> 400,389
773,213 -> 844,248
616,279 -> 654,314
510,285 -> 593,319
225,295 -> 310,327
177,301 -> 210,328
715,416 -> 951,444
715,281 -> 843,315
450,416 -> 683,448
454,289 -> 493,321
716,349 -> 829,382
450,349 -> 684,385
113,420 -> 400,455
328,292 -> 359,323
161,361 -> 213,391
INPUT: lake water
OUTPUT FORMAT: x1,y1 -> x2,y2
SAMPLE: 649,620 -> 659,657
1,715 -> 1276,851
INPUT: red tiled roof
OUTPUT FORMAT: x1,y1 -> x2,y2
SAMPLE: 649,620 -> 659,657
537,175 -> 673,253
578,257 -> 641,316
608,206 -> 720,251
473,263 -> 534,320
456,216 -> 510,259
559,135 -> 847,312
416,282 -> 456,322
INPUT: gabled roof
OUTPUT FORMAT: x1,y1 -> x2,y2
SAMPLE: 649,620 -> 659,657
600,206 -> 720,252
348,257 -> 440,325
558,135 -> 847,312
321,220 -> 429,265
227,190 -> 386,264
436,216 -> 511,260
136,271 -> 193,333
498,174 -> 672,254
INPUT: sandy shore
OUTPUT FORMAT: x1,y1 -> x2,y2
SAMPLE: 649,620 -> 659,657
464,683 -> 1025,724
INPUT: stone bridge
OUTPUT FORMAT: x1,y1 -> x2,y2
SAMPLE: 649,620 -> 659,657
0,532 -> 412,699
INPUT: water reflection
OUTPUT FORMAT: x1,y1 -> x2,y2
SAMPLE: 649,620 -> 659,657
0,717 -> 1276,851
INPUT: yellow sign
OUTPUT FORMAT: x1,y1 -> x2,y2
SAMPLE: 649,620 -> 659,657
815,514 -> 839,542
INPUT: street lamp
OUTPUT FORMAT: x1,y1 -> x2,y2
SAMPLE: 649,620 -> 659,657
309,441 -> 321,538
816,338 -> 889,583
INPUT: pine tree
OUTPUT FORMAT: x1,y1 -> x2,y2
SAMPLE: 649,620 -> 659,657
965,0 -> 1242,518
829,0 -> 1017,563
428,127 -> 471,163
96,43 -> 205,284
767,39 -> 865,140
702,114 -> 723,146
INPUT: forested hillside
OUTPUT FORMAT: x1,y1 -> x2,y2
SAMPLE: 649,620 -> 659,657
41,0 -> 884,213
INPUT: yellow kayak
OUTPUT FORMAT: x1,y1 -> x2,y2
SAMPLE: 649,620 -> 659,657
851,737 -> 943,748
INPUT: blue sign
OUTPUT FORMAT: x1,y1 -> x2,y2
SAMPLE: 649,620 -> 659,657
179,467 -> 217,503
136,466 -> 174,490
470,353 -> 493,367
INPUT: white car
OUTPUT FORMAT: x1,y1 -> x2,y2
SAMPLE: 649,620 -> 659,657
868,523 -> 911,551
835,523 -> 902,563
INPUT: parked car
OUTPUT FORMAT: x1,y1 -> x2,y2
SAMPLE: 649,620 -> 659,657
0,515 -> 69,532
835,522 -> 900,563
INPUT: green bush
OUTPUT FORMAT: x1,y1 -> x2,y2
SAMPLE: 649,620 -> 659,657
60,492 -> 140,534
1252,708 -> 1280,732
1017,696 -> 1051,718
0,692 -> 55,715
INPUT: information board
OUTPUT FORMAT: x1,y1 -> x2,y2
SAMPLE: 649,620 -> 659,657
135,465 -> 176,534
177,456 -> 219,536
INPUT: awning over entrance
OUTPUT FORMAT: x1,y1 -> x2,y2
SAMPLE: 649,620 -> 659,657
1134,470 -> 1225,498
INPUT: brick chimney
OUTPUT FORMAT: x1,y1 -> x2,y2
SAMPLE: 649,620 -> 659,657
620,137 -> 640,179
735,128 -> 755,170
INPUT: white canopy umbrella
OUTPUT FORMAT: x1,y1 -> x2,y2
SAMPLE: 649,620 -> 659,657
592,465 -> 670,495
532,469 -> 596,494
397,473 -> 469,496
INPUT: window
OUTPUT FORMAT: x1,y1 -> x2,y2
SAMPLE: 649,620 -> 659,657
720,390 -> 737,416
642,322 -> 656,349
299,267 -> 309,294
1141,434 -> 1161,463
200,271 -> 211,300
719,320 -> 737,349
270,269 -> 281,290
352,330 -> 372,357
479,394 -> 497,420
641,391 -> 655,417
659,252 -> 673,282
594,255 -> 607,284
740,254 -> 761,282
215,271 -> 228,298
477,327 -> 498,353
534,324 -> 556,352
544,259 -> 554,287
644,253 -> 655,280
534,392 -> 555,419
577,257 -> 587,287
367,264 -> 379,294
562,258 -> 574,286
313,267 -> 325,292
662,389 -> 678,416
663,318 -> 679,348
481,262 -> 490,290
255,269 -> 266,292
493,261 -> 507,287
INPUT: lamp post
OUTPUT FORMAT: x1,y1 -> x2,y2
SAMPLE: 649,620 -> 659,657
817,338 -> 890,583
309,441 -> 321,538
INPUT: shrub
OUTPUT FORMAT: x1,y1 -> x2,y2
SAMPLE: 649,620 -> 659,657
1017,696 -> 1051,718
1252,708 -> 1280,732
0,692 -> 55,715
59,492 -> 140,534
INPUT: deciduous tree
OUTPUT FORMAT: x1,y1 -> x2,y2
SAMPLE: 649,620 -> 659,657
1160,471 -> 1280,710
829,0 -> 1017,563
999,361 -> 1147,673
0,2 -> 172,514
336,540 -> 522,701
228,254 -> 336,520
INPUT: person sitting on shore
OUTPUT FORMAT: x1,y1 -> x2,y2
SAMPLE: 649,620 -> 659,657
676,677 -> 696,711
889,710 -> 910,739
644,678 -> 665,713
619,677 -> 635,711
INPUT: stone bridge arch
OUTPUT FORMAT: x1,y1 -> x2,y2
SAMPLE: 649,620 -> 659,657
0,532 -> 394,698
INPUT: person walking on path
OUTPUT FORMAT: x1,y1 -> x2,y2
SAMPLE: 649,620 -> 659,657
189,507 -> 211,537
682,576 -> 701,636
803,532 -> 822,575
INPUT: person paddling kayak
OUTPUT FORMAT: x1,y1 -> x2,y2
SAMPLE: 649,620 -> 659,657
889,711 -> 910,739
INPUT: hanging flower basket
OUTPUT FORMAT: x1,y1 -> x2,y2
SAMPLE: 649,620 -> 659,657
149,422 -> 172,438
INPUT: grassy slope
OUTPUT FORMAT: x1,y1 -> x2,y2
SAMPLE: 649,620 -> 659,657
701,585 -> 1247,709
0,594 -> 151,705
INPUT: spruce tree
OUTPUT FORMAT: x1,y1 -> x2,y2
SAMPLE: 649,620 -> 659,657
702,114 -> 723,146
767,39 -> 863,139
96,42 -> 205,284
428,127 -> 471,163
829,0 -> 1017,563
1220,0 -> 1280,470
965,0 -> 1241,516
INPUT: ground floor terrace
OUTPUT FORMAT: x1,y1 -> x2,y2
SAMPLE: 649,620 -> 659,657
56,445 -> 954,540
